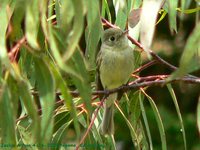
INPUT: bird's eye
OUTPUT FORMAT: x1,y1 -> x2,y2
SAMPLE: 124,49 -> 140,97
109,36 -> 115,41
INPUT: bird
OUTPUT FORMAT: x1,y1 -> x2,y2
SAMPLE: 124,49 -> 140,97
96,28 -> 134,135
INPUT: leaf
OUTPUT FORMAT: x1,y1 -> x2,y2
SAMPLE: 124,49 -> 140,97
142,90 -> 167,150
140,0 -> 163,54
17,125 -> 35,149
113,0 -> 126,15
156,10 -> 167,25
167,84 -> 187,149
70,48 -> 92,115
197,96 -> 200,135
62,0 -> 84,61
168,23 -> 200,80
85,0 -> 102,69
55,0 -> 74,34
48,59 -> 81,138
139,92 -> 153,150
51,122 -> 72,148
8,0 -> 26,42
0,3 -> 13,74
128,91 -> 141,125
115,10 -> 127,29
167,0 -> 178,33
176,7 -> 200,14
101,0 -> 112,22
180,0 -> 186,19
52,110 -> 84,148
113,0 -> 127,29
25,0 -> 39,49
39,1 -> 82,79
0,83 -> 16,145
18,80 -> 40,143
128,8 -> 141,28
34,56 -> 55,143
127,0 -> 142,49
127,91 -> 149,149
115,102 -> 141,149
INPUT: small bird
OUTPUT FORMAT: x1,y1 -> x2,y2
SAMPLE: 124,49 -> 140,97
96,28 -> 134,135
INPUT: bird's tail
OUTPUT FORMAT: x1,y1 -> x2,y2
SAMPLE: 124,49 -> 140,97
101,103 -> 114,135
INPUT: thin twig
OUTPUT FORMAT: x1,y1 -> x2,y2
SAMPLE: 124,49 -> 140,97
8,36 -> 26,62
132,60 -> 157,74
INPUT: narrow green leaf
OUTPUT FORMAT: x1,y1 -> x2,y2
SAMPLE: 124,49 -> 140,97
92,108 -> 104,145
18,80 -> 40,143
49,28 -> 83,80
115,103 -> 140,149
53,111 -> 71,132
127,91 -> 149,149
176,7 -> 200,14
101,0 -> 112,22
0,3 -> 12,75
62,0 -> 84,61
55,0 -> 74,34
115,10 -> 127,29
128,91 -> 141,126
40,0 -> 82,79
156,10 -> 167,25
197,96 -> 200,135
85,0 -> 102,69
70,48 -> 92,115
139,92 -> 153,150
143,91 -> 167,150
114,0 -> 128,29
8,0 -> 26,42
17,125 -> 35,149
167,0 -> 178,33
167,84 -> 187,150
0,83 -> 16,145
51,121 -> 72,148
34,56 -> 55,143
52,110 -> 83,148
180,0 -> 186,19
25,0 -> 39,49
169,23 -> 200,80
48,59 -> 81,138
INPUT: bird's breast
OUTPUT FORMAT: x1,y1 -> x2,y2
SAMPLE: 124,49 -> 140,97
99,48 -> 134,89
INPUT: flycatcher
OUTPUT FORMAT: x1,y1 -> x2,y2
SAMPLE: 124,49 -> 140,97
96,28 -> 134,135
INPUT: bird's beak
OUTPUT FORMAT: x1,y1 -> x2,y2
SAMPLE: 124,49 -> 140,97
123,29 -> 129,35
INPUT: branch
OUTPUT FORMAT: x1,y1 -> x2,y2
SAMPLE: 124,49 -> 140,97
103,76 -> 199,95
132,60 -> 157,74
8,36 -> 26,62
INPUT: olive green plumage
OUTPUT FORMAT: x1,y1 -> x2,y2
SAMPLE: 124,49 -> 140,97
96,28 -> 134,135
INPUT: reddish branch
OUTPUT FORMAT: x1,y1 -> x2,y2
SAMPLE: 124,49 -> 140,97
68,75 -> 200,97
8,36 -> 26,62
132,60 -> 157,74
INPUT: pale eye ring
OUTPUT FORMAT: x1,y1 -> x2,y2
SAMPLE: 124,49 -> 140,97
109,36 -> 115,41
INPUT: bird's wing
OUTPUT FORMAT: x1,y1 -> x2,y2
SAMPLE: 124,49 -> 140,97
96,50 -> 104,100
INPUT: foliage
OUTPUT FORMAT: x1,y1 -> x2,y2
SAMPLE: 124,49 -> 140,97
0,0 -> 200,149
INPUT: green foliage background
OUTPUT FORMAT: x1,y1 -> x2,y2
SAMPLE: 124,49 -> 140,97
0,0 -> 200,149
